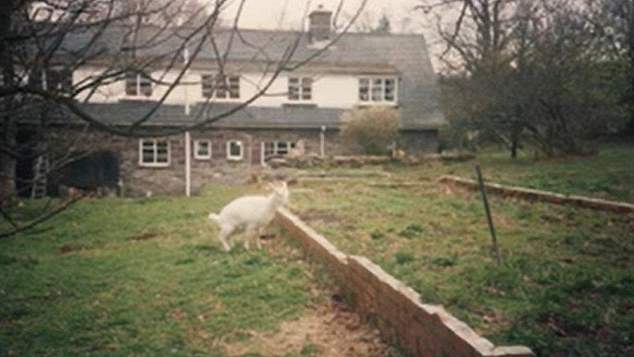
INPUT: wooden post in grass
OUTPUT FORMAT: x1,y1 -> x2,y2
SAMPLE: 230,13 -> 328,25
475,165 -> 502,265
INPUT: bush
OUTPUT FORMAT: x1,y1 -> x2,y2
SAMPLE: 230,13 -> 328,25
340,107 -> 400,155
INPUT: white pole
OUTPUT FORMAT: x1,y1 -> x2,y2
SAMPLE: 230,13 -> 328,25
185,131 -> 191,197
260,142 -> 266,167
183,48 -> 191,116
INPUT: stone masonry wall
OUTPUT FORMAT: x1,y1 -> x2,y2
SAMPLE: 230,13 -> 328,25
275,208 -> 535,357
438,175 -> 634,214
49,126 -> 438,196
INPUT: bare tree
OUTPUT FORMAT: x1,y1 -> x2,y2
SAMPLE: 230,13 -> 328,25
586,0 -> 634,133
419,0 -> 626,158
0,0 -> 367,238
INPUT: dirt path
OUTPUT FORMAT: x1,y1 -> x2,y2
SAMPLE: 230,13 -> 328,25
224,294 -> 390,356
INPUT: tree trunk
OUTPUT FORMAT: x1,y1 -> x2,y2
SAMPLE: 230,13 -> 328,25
0,0 -> 16,203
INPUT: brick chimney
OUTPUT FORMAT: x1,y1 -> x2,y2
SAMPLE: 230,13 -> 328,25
308,5 -> 332,43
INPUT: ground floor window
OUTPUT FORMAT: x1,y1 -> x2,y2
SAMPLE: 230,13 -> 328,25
139,139 -> 170,167
194,140 -> 212,160
226,140 -> 244,161
272,141 -> 295,155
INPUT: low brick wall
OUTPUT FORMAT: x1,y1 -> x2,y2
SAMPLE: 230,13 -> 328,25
275,208 -> 535,357
438,175 -> 634,214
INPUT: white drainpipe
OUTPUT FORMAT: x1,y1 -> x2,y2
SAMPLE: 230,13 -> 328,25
183,48 -> 191,116
260,142 -> 266,167
185,131 -> 191,197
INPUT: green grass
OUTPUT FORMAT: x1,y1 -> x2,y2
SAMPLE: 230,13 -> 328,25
0,186 -> 315,356
291,144 -> 634,356
438,144 -> 634,203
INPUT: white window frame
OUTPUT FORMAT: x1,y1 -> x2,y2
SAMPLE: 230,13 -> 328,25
126,72 -> 153,98
358,77 -> 398,105
273,141 -> 295,155
288,77 -> 313,102
226,140 -> 244,161
194,140 -> 212,160
201,73 -> 241,101
29,68 -> 73,92
139,139 -> 170,167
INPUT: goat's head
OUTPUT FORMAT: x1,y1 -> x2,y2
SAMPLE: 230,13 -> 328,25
267,181 -> 289,206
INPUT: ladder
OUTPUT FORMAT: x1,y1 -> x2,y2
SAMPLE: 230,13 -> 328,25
31,155 -> 49,199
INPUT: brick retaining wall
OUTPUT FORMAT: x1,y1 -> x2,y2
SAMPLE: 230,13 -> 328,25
438,175 -> 634,214
275,208 -> 535,357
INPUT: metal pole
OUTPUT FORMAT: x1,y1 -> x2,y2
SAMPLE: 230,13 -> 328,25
185,131 -> 191,197
475,164 -> 502,265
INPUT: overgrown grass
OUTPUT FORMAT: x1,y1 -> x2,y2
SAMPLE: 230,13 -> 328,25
292,144 -> 634,356
0,186 -> 315,356
438,144 -> 634,202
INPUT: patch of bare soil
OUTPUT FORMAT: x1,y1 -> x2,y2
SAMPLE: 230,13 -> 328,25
224,296 -> 389,357
298,209 -> 340,224
127,232 -> 159,241
59,244 -> 84,254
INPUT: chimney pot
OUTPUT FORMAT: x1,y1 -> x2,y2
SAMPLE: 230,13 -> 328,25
309,5 -> 332,43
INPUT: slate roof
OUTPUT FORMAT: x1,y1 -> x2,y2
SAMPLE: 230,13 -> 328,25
61,25 -> 445,130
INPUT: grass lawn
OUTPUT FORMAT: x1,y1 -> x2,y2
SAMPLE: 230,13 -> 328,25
438,144 -> 634,203
290,144 -> 634,356
0,187 -> 329,356
2,144 -> 633,356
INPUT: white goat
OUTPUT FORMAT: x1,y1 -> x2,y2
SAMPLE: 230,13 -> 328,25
208,182 -> 289,251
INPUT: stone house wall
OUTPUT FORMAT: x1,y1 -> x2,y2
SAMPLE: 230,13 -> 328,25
48,127 -> 438,196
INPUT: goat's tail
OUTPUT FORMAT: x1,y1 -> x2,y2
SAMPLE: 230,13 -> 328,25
208,213 -> 221,224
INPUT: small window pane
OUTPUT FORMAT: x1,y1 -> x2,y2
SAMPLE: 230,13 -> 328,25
228,141 -> 243,159
139,74 -> 152,97
385,79 -> 395,101
229,76 -> 240,98
359,78 -> 370,101
277,142 -> 289,155
215,75 -> 228,98
201,74 -> 214,97
126,72 -> 138,95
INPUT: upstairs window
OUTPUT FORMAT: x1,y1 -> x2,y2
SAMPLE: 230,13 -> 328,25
139,139 -> 170,167
194,140 -> 212,160
359,77 -> 397,104
288,77 -> 313,101
201,74 -> 240,99
126,72 -> 153,97
29,68 -> 73,93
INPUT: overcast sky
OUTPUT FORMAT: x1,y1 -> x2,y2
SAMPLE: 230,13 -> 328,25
223,0 -> 447,71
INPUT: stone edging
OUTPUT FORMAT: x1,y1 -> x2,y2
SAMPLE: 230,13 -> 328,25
438,175 -> 634,214
275,208 -> 535,357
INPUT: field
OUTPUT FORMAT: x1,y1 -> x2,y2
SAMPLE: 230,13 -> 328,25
290,144 -> 634,356
0,188 -> 388,356
1,144 -> 633,356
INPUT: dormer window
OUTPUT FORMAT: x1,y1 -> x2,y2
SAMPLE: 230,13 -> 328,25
29,68 -> 73,93
126,72 -> 152,97
359,77 -> 397,104
288,77 -> 313,101
201,74 -> 240,100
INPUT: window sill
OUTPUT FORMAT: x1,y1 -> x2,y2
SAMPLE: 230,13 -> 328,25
194,156 -> 212,160
356,102 -> 399,108
139,163 -> 171,168
200,98 -> 242,103
120,97 -> 156,102
226,157 -> 244,162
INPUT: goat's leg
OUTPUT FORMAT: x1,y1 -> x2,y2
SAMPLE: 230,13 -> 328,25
219,225 -> 234,252
255,227 -> 265,249
244,225 -> 259,250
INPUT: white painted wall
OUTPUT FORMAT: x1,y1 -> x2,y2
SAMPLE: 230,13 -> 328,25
73,66 -> 398,109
